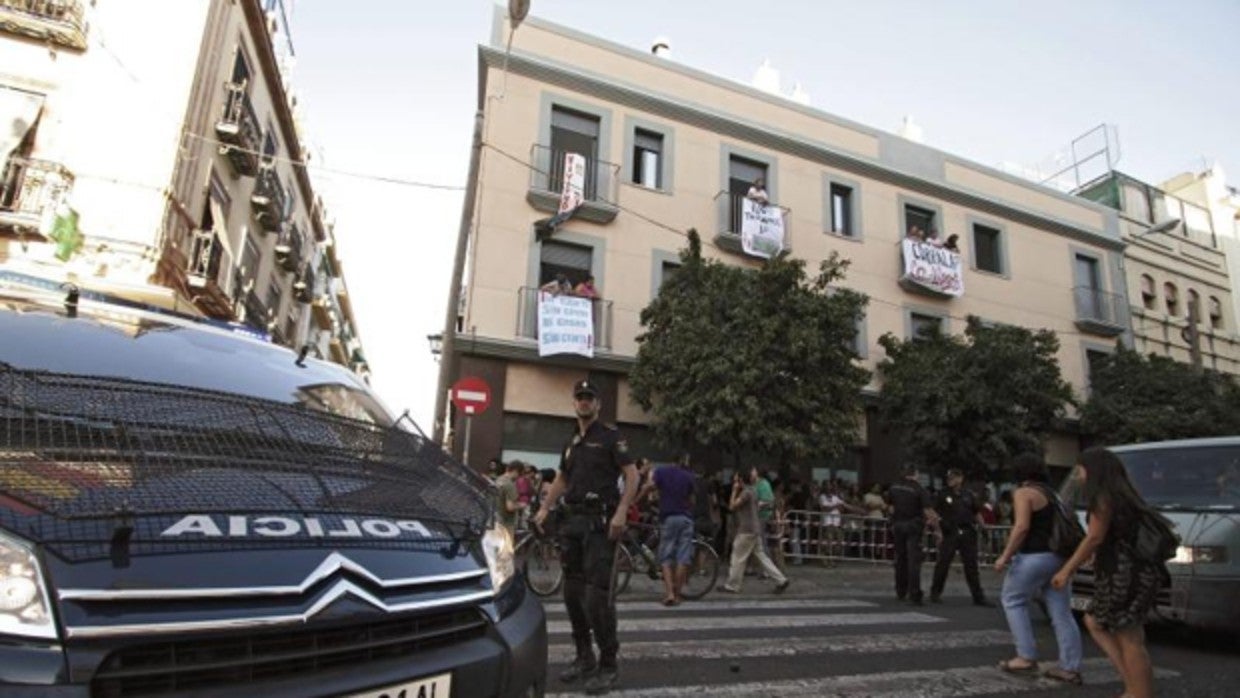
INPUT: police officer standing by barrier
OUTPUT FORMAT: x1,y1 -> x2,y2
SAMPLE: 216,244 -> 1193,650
534,380 -> 638,695
886,465 -> 939,605
929,468 -> 993,606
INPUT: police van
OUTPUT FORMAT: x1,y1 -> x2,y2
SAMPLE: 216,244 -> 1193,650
0,285 -> 546,696
1063,437 -> 1240,633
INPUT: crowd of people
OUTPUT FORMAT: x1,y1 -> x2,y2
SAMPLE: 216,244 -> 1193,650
539,272 -> 600,299
905,224 -> 960,252
485,378 -> 1167,697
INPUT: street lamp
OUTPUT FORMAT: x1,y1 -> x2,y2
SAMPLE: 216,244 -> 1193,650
1133,218 -> 1181,238
426,333 -> 443,359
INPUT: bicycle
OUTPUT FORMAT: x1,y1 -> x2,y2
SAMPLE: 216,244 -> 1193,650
614,521 -> 720,600
515,524 -> 563,597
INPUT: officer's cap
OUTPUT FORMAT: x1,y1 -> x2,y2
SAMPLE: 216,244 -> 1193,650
573,379 -> 599,399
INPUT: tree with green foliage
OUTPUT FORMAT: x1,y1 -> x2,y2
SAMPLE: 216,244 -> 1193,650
628,229 -> 870,467
1080,345 -> 1240,445
876,317 -> 1074,481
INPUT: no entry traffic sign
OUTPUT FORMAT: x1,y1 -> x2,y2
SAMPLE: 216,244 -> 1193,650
451,376 -> 491,415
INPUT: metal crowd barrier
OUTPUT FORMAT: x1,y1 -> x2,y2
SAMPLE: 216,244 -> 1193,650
767,511 -> 1013,566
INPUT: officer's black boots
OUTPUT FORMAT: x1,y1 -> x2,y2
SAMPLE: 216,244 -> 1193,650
585,663 -> 618,695
559,649 -> 597,684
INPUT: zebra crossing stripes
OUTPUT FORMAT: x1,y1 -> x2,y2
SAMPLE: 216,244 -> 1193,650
546,610 -> 942,635
547,629 -> 1015,663
545,658 -> 1178,698
542,597 -> 1180,697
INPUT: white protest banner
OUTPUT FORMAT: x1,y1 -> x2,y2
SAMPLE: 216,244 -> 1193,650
740,198 -> 785,259
558,152 -> 586,214
899,238 -> 964,297
537,291 -> 595,358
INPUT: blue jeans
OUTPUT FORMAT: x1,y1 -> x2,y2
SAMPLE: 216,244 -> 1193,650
1000,551 -> 1082,671
659,514 -> 694,566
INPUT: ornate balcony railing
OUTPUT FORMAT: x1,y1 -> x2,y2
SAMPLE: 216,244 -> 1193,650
0,0 -> 87,50
184,228 -> 235,319
250,165 -> 286,233
215,82 -> 262,177
515,286 -> 613,352
713,191 -> 791,258
0,156 -> 73,235
525,144 -> 620,224
1073,285 -> 1127,337
274,225 -> 302,273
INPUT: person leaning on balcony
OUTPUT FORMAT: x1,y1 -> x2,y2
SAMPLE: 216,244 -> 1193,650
746,177 -> 769,205
944,234 -> 960,252
906,225 -> 925,241
573,275 -> 599,300
540,273 -> 573,295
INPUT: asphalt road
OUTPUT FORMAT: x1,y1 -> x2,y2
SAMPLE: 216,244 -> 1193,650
540,561 -> 1240,697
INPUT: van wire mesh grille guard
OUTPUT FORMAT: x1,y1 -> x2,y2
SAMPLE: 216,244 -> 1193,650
0,363 -> 494,560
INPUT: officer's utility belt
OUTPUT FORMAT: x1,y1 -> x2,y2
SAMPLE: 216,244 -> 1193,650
561,497 -> 615,517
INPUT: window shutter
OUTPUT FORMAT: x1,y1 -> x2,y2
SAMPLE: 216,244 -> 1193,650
540,241 -> 592,270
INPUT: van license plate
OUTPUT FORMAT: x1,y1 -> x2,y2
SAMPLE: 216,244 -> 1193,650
1069,596 -> 1091,612
343,673 -> 451,698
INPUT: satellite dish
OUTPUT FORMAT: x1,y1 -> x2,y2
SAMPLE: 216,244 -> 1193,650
509,0 -> 530,27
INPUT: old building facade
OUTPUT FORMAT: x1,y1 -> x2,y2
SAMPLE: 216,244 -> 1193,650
439,11 -> 1223,481
0,0 -> 365,373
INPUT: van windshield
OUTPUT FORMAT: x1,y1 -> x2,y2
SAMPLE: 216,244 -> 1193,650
1115,446 -> 1240,511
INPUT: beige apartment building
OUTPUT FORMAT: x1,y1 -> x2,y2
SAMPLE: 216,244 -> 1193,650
0,0 -> 365,374
1074,170 -> 1240,375
440,9 -> 1145,481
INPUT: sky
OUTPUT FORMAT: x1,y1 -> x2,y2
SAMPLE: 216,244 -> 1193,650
289,0 -> 1240,429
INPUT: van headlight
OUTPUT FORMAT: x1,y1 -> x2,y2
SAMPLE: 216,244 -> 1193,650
481,524 -> 515,591
1171,545 -> 1228,564
0,530 -> 57,640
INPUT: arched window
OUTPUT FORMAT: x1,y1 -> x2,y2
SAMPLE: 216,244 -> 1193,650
1164,282 -> 1179,316
1187,289 -> 1201,322
1139,274 -> 1156,310
1209,296 -> 1224,330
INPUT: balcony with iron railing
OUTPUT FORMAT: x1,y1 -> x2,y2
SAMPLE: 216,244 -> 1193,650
0,155 -> 73,236
713,191 -> 791,258
185,229 -> 235,320
250,165 -> 286,233
526,144 -> 620,224
1073,285 -> 1128,337
214,82 -> 262,177
274,225 -> 302,273
515,286 -> 613,352
0,0 -> 87,50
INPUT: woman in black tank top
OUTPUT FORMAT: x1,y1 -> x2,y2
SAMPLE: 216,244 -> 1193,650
991,454 -> 1083,684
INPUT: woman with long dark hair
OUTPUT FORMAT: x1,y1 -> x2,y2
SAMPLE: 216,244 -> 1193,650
1052,446 -> 1165,698
992,453 -> 1082,684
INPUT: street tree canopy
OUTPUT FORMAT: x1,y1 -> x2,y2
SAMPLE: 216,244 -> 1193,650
1080,345 -> 1240,445
876,317 -> 1074,481
628,230 -> 870,467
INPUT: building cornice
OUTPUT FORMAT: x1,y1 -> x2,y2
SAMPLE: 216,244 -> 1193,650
479,45 -> 1124,252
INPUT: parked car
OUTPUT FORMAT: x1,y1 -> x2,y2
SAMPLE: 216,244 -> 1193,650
1062,437 -> 1240,633
0,284 -> 546,697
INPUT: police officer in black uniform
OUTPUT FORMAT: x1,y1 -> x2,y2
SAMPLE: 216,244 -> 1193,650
533,380 -> 638,695
886,465 -> 938,605
929,468 -> 993,606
